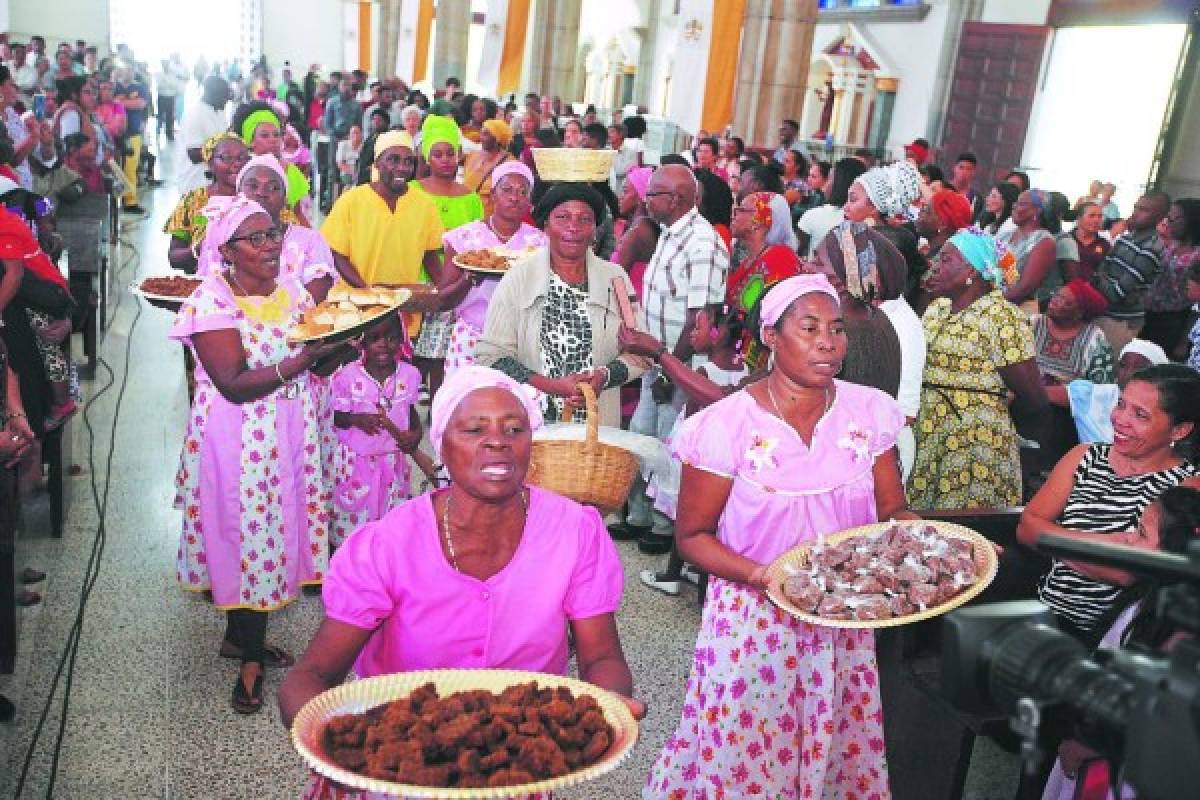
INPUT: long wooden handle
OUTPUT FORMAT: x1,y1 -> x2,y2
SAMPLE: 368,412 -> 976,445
612,276 -> 637,328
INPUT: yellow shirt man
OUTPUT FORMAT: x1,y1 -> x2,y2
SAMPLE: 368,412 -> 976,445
320,184 -> 444,286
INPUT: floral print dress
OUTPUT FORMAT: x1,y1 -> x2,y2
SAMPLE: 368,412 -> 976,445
908,290 -> 1035,510
170,274 -> 331,609
645,382 -> 904,800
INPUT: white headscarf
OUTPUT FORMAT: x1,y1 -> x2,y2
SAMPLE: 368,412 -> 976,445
855,160 -> 922,218
1120,339 -> 1169,366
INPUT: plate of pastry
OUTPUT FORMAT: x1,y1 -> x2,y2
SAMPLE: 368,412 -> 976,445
452,247 -> 539,275
291,668 -> 639,798
131,274 -> 203,307
765,520 -> 998,629
288,285 -> 412,343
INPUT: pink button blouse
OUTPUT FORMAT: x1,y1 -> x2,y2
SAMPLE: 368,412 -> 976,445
323,486 -> 624,678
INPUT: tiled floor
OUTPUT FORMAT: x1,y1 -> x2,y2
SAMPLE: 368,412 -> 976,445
0,143 -> 1019,799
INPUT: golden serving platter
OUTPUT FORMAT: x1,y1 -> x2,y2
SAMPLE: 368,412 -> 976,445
764,520 -> 998,630
291,668 -> 639,798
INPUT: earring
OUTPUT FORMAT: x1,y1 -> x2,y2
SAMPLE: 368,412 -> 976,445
965,277 -> 973,286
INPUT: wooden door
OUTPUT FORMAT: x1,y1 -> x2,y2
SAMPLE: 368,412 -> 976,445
940,22 -> 1051,186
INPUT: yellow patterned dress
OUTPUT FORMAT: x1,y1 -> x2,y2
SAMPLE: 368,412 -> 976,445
908,290 -> 1035,509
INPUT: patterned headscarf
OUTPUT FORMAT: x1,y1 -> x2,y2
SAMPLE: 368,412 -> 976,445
759,274 -> 840,339
202,132 -> 242,163
947,226 -> 1018,287
202,194 -> 270,250
818,221 -> 908,305
855,160 -> 922,218
482,118 -> 513,148
429,365 -> 544,457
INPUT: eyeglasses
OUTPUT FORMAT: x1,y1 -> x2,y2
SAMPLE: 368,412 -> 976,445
644,190 -> 674,200
227,227 -> 285,248
213,153 -> 249,165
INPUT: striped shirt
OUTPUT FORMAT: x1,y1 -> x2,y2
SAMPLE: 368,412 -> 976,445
642,208 -> 730,349
1092,228 -> 1164,319
1037,444 -> 1196,633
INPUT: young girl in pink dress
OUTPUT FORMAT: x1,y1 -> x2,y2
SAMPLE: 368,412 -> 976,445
437,161 -> 547,373
330,314 -> 435,547
644,275 -> 913,799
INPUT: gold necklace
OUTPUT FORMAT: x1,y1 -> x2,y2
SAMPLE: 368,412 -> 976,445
766,377 -> 832,423
441,488 -> 529,573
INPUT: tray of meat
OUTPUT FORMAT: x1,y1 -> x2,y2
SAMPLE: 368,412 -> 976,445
765,521 -> 998,629
291,668 -> 639,798
452,247 -> 539,275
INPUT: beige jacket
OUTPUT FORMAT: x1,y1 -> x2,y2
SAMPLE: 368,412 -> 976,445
475,248 -> 650,428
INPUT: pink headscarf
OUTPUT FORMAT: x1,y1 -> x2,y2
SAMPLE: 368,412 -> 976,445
429,366 -> 544,457
236,153 -> 288,189
626,166 -> 653,201
759,274 -> 841,338
202,194 -> 271,250
491,160 -> 534,191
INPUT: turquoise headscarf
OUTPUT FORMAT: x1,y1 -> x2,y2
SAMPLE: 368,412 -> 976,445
947,228 -> 1013,287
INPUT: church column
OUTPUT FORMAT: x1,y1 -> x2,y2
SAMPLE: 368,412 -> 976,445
632,0 -> 661,110
731,0 -> 819,148
433,0 -> 471,87
868,77 -> 897,153
376,0 -> 402,79
526,0 -> 583,99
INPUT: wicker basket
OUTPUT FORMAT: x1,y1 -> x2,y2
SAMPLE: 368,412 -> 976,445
532,148 -> 617,182
528,383 -> 638,513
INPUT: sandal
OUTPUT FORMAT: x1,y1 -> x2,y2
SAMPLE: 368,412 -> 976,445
231,669 -> 264,714
219,641 -> 294,668
20,568 -> 46,585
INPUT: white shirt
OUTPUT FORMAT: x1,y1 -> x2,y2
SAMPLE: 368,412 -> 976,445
880,296 -> 926,482
14,64 -> 38,93
798,204 -> 844,257
176,100 -> 229,193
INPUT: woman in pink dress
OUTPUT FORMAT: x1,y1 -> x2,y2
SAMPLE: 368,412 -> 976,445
281,366 -> 645,798
438,162 -> 547,373
644,275 -> 914,799
171,196 -> 340,714
329,314 -> 424,548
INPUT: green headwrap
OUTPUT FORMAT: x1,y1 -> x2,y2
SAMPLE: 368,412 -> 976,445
421,114 -> 461,160
240,109 -> 282,146
428,99 -> 453,117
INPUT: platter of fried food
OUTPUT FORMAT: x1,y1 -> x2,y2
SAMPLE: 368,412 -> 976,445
288,285 -> 412,343
131,274 -> 203,306
452,246 -> 539,275
292,668 -> 639,798
765,520 -> 997,629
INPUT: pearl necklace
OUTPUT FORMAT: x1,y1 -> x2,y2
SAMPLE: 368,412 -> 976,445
766,378 -> 833,424
440,488 -> 529,572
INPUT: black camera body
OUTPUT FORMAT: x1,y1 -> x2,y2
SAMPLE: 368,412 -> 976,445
940,535 -> 1200,800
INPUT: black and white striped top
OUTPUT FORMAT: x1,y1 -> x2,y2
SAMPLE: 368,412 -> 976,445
1037,444 -> 1196,632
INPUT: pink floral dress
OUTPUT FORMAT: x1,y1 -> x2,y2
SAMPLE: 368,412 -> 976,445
170,274 -> 331,609
442,220 -> 546,373
329,359 -> 422,547
644,382 -> 904,800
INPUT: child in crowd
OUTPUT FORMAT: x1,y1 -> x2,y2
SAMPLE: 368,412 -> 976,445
636,306 -> 750,595
1043,485 -> 1200,800
330,314 -> 436,547
1186,260 -> 1200,370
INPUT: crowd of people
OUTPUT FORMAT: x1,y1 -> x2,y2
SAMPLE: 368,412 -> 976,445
2,34 -> 1200,799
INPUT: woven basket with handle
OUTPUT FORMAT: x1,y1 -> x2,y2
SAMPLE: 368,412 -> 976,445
527,382 -> 639,513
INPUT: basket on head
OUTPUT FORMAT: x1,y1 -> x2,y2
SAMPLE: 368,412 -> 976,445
527,382 -> 638,513
532,148 -> 616,183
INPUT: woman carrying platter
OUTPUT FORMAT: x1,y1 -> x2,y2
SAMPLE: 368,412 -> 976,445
643,274 -> 916,799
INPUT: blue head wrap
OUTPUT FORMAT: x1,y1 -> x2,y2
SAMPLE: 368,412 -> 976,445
947,227 -> 1013,287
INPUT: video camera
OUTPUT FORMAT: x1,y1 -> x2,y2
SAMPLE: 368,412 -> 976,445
939,534 -> 1200,800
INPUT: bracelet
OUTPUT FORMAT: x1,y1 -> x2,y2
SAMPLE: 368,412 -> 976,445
654,345 -> 668,362
274,362 -> 291,386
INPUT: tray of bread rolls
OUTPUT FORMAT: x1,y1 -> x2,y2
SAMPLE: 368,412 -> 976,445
288,285 -> 412,343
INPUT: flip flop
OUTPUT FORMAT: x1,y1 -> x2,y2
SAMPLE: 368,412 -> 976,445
20,568 -> 46,584
231,671 -> 264,715
219,642 -> 295,668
